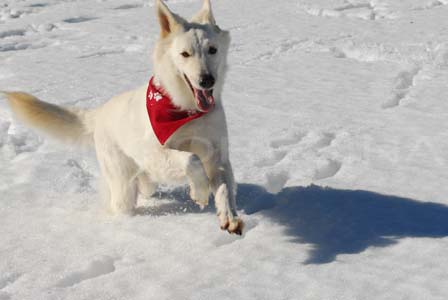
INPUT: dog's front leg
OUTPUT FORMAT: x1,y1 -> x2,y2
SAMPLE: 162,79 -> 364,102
207,160 -> 243,235
170,150 -> 210,208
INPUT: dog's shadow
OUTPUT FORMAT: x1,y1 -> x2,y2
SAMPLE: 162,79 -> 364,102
135,188 -> 215,216
137,184 -> 448,264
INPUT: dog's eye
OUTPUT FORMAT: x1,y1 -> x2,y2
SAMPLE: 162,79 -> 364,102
181,51 -> 191,58
208,46 -> 217,55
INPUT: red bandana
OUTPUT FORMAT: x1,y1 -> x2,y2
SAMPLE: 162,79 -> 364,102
146,77 -> 207,145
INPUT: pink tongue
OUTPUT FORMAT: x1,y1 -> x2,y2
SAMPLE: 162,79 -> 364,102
194,89 -> 215,112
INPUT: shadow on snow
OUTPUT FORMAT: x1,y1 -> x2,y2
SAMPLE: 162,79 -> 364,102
138,184 -> 448,264
237,184 -> 448,264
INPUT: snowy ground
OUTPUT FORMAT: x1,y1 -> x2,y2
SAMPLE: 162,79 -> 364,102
1,0 -> 448,299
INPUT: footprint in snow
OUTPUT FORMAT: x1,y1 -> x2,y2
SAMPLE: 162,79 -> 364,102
0,29 -> 26,39
28,3 -> 49,8
63,17 -> 97,24
312,132 -> 335,149
270,131 -> 305,149
254,150 -> 287,168
114,4 -> 142,10
382,67 -> 421,109
299,1 -> 396,21
269,130 -> 334,151
255,131 -> 306,167
306,132 -> 341,179
413,1 -> 448,11
0,121 -> 43,157
265,170 -> 289,194
313,158 -> 342,180
64,159 -> 95,193
0,273 -> 21,290
0,40 -> 49,52
0,4 -> 46,21
258,130 -> 341,184
0,25 -> 55,41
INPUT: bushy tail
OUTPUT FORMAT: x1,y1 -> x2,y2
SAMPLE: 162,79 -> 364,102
2,92 -> 94,145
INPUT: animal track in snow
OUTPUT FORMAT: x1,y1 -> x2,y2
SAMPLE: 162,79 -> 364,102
30,23 -> 57,33
330,42 -> 400,63
0,41 -> 47,52
0,42 -> 32,52
258,130 -> 341,183
0,273 -> 20,290
265,170 -> 290,193
227,21 -> 264,32
64,159 -> 94,193
28,3 -> 49,8
380,42 -> 448,109
257,131 -> 335,169
0,121 -> 43,157
0,9 -> 26,20
254,150 -> 287,168
245,38 -> 409,66
63,17 -> 97,24
114,4 -> 142,10
0,3 -> 45,22
77,49 -> 125,59
0,273 -> 20,299
293,131 -> 336,150
0,122 -> 10,147
312,132 -> 335,149
313,159 -> 342,180
55,256 -> 116,288
0,27 -> 54,41
382,67 -> 421,108
433,43 -> 448,69
242,39 -> 311,64
300,1 -> 395,21
270,131 -> 305,149
413,0 -> 448,10
0,29 -> 26,39
256,39 -> 310,60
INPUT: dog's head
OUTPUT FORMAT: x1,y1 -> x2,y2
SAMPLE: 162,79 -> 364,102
153,0 -> 230,112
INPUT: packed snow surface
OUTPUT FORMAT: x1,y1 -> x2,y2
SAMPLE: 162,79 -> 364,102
1,0 -> 448,299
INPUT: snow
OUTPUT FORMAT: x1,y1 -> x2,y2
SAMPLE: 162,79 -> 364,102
1,0 -> 448,299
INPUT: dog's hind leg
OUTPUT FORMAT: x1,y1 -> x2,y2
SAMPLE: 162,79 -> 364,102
137,172 -> 157,198
95,138 -> 139,215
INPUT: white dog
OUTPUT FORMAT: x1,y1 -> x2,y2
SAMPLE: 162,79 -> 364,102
4,0 -> 243,234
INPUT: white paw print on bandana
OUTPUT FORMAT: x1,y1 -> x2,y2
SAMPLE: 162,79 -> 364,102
148,91 -> 163,102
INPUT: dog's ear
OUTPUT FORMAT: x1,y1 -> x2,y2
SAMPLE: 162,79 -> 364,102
155,0 -> 183,38
191,0 -> 216,25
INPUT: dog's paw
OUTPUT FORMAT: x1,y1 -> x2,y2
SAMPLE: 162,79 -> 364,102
219,216 -> 244,235
189,185 -> 209,208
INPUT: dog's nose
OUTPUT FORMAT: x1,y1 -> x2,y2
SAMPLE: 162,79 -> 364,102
199,74 -> 215,89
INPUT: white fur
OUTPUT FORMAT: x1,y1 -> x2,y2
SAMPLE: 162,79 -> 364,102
4,0 -> 243,234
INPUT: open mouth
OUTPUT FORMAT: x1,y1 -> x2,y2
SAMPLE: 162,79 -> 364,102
183,74 -> 215,112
